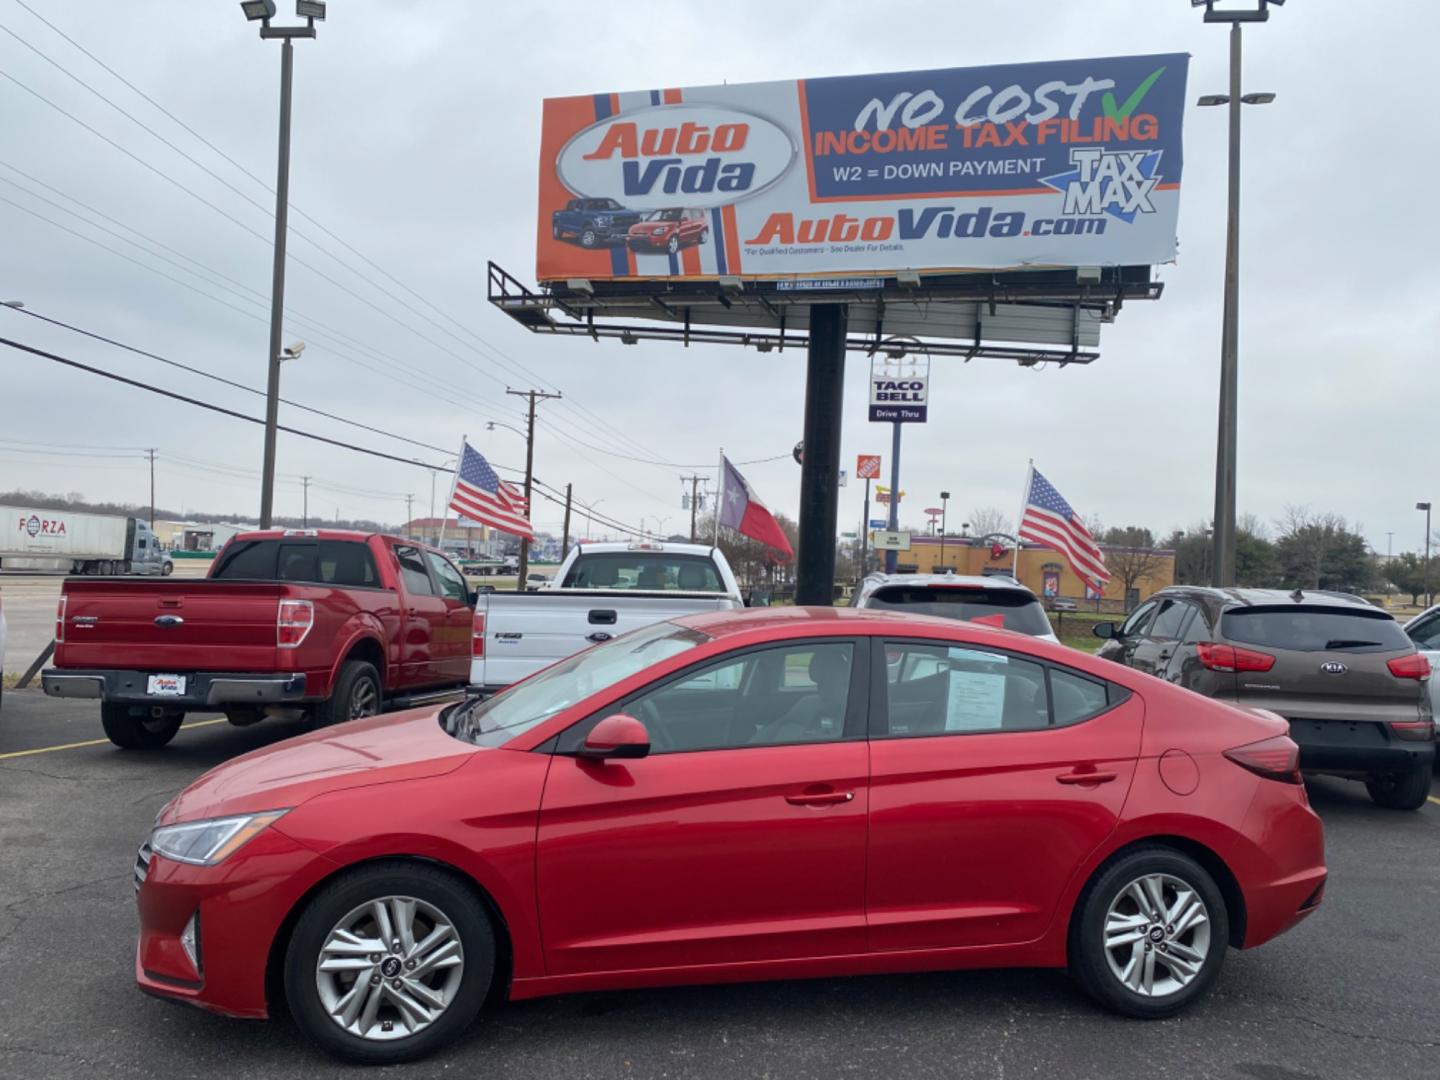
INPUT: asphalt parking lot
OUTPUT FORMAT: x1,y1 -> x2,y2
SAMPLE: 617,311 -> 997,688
1,690 -> 1436,1080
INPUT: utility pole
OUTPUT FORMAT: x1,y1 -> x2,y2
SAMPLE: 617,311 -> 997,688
682,474 -> 708,542
506,387 -> 562,590
561,483 -> 573,558
301,476 -> 310,528
146,448 -> 156,528
405,494 -> 414,536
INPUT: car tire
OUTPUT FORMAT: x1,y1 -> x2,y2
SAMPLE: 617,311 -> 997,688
580,229 -> 597,248
284,862 -> 496,1065
161,560 -> 174,576
666,234 -> 679,255
700,228 -> 709,244
1069,846 -> 1228,1019
309,660 -> 381,729
100,703 -> 183,749
223,706 -> 263,727
1365,763 -> 1432,810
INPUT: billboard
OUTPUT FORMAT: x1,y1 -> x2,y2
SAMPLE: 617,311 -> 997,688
537,54 -> 1188,283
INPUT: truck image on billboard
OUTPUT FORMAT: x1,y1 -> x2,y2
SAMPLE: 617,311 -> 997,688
536,53 -> 1188,283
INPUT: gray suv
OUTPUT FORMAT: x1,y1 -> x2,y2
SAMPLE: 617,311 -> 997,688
1094,587 -> 1434,810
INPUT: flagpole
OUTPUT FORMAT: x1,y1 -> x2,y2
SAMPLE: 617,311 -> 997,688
713,447 -> 724,549
1012,458 -> 1033,580
438,434 -> 465,549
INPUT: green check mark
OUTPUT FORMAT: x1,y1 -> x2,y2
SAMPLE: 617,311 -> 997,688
1102,66 -> 1166,121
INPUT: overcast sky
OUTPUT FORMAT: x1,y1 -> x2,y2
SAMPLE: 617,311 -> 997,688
1,0 -> 1432,555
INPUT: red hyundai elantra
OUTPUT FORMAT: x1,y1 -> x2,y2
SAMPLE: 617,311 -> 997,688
135,607 -> 1325,1064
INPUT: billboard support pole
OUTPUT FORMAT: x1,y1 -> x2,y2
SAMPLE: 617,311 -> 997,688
796,304 -> 847,606
885,422 -> 901,574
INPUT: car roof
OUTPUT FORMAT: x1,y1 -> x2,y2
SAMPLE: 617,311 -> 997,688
860,571 -> 1035,595
1156,585 -> 1388,613
675,604 -> 1018,639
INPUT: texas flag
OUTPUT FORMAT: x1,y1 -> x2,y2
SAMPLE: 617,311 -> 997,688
717,454 -> 793,559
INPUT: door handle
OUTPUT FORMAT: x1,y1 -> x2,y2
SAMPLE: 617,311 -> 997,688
785,790 -> 855,806
1056,770 -> 1118,785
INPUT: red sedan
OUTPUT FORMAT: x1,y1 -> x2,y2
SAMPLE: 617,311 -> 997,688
135,607 -> 1325,1064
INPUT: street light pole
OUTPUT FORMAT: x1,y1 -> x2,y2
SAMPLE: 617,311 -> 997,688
1419,501 -> 1433,608
1195,0 -> 1279,586
939,490 -> 950,571
242,2 -> 321,529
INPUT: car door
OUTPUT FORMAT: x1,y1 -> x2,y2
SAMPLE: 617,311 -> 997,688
1096,599 -> 1159,667
391,543 -> 444,688
1130,599 -> 1189,675
866,638 -> 1142,951
1160,602 -> 1214,689
423,550 -> 474,685
535,638 -> 870,975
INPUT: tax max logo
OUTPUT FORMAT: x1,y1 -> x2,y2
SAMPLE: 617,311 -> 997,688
1041,148 -> 1163,224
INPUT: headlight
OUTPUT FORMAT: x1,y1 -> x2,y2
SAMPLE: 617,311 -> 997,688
150,810 -> 288,866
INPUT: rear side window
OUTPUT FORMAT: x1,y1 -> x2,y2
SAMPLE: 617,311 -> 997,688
865,586 -> 1052,637
1221,607 -> 1411,653
319,541 -> 378,587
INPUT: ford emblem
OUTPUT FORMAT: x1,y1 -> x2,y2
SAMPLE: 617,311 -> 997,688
1320,660 -> 1347,675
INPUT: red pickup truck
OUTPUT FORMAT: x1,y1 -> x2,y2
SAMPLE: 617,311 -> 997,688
42,530 -> 476,749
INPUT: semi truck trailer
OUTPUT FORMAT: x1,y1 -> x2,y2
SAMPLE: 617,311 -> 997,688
1,504 -> 170,575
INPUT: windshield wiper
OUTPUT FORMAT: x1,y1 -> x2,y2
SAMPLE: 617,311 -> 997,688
1324,639 -> 1381,649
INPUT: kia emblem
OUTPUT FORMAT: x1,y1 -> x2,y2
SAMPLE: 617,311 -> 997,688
1320,661 -> 1347,675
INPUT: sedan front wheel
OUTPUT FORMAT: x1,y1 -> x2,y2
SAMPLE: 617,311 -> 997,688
285,863 -> 496,1064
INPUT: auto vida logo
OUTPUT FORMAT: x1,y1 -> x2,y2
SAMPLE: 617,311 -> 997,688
1320,661 -> 1348,675
556,103 -> 796,211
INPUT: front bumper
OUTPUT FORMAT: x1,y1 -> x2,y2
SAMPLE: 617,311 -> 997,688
135,826 -> 337,1019
1287,717 -> 1435,776
43,669 -> 307,707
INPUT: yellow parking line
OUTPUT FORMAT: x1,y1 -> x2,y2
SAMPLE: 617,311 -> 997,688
1429,795 -> 1440,806
0,717 -> 228,761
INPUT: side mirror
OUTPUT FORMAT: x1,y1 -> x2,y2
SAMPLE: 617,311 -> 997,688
477,584 -> 495,595
466,589 -> 479,606
577,714 -> 651,760
1092,621 -> 1117,640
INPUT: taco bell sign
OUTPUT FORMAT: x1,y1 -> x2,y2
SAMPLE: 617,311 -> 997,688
869,369 -> 928,423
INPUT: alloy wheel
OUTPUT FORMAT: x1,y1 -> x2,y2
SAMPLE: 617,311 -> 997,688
349,679 -> 379,720
1102,872 -> 1211,997
314,896 -> 465,1042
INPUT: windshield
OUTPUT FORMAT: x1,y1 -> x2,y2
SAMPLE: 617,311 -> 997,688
865,585 -> 1053,636
561,552 -> 725,592
444,622 -> 708,746
1221,607 -> 1410,653
644,209 -> 683,222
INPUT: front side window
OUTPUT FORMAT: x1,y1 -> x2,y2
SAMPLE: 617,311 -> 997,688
446,622 -> 707,746
884,643 -> 1050,736
1148,600 -> 1190,641
619,642 -> 856,754
424,550 -> 469,602
1119,600 -> 1159,638
393,545 -> 435,595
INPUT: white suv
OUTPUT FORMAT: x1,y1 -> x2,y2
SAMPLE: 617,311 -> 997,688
851,572 -> 1059,643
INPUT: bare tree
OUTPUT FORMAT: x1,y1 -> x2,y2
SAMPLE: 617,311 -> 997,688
966,506 -> 1013,539
1099,526 -> 1167,603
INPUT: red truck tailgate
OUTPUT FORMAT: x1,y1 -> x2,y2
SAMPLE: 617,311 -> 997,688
56,579 -> 283,672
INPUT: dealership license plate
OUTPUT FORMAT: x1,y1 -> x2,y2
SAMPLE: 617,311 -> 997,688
146,674 -> 186,696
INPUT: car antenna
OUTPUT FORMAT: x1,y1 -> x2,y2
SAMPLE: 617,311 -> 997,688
1290,588 -> 1305,602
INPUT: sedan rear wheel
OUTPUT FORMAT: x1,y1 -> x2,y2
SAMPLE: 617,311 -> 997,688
1069,847 -> 1227,1018
285,863 -> 495,1064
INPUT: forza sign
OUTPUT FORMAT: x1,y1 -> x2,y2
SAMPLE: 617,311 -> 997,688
537,54 -> 1188,282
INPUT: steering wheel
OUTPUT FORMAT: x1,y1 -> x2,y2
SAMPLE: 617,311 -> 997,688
633,698 -> 672,752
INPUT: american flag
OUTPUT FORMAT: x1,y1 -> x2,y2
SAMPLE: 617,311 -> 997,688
448,440 -> 533,540
1018,467 -> 1110,587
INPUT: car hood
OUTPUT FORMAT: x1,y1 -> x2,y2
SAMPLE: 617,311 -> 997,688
159,706 -> 477,824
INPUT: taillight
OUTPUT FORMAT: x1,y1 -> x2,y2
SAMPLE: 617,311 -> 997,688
1386,654 -> 1431,681
472,613 -> 485,658
1196,642 -> 1275,672
1225,734 -> 1303,784
1388,719 -> 1435,742
277,599 -> 314,648
55,595 -> 67,643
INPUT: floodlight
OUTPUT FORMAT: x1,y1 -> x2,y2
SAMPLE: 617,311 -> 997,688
240,1 -> 277,20
565,278 -> 594,296
296,0 -> 326,19
619,330 -> 638,345
1076,265 -> 1102,283
280,340 -> 305,360
1197,94 -> 1229,107
1240,92 -> 1276,105
1,299 -> 23,308
896,271 -> 921,288
718,275 -> 744,295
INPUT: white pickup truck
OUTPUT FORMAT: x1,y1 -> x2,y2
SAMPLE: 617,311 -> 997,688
469,541 -> 743,693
